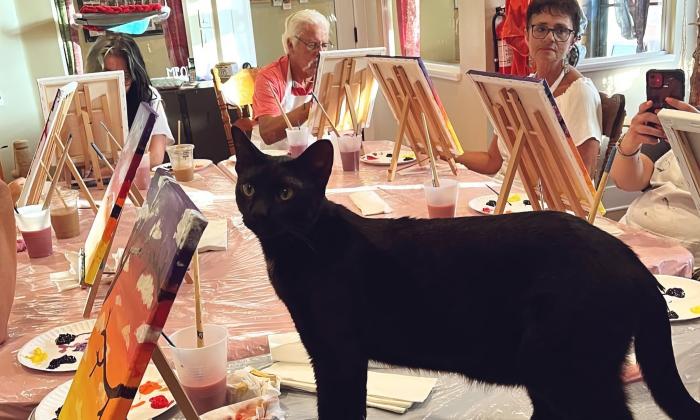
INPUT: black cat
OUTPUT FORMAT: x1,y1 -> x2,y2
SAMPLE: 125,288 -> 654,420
234,138 -> 700,420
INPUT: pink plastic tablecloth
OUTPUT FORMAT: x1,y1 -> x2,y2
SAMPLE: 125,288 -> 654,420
0,143 -> 694,418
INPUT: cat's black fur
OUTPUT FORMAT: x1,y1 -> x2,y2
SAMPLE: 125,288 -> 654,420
233,138 -> 700,420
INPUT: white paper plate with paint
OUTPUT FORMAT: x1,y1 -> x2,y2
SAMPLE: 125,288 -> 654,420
34,364 -> 176,420
468,194 -> 537,215
18,319 -> 95,372
656,275 -> 700,322
153,159 -> 213,173
360,150 -> 416,166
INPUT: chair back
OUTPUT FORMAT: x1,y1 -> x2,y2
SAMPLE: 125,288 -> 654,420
211,67 -> 236,156
595,92 -> 626,185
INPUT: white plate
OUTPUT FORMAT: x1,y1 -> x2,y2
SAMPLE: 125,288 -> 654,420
153,159 -> 213,173
34,364 -> 175,420
360,150 -> 416,166
468,194 -> 536,215
18,319 -> 95,372
655,275 -> 700,322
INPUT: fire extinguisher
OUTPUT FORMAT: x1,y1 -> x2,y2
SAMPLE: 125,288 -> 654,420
492,7 -> 512,74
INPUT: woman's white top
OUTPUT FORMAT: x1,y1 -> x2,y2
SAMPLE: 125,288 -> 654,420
496,77 -> 602,180
149,87 -> 175,145
623,149 -> 700,269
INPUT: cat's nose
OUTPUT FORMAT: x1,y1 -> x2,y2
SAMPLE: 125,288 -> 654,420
250,201 -> 269,219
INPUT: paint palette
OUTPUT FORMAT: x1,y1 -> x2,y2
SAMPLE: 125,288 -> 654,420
468,194 -> 538,215
656,275 -> 700,322
153,159 -> 213,173
34,364 -> 175,420
360,150 -> 416,166
18,319 -> 95,372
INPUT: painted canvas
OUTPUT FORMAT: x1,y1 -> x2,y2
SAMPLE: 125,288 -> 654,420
59,175 -> 208,419
658,108 -> 700,212
17,82 -> 78,207
82,102 -> 157,287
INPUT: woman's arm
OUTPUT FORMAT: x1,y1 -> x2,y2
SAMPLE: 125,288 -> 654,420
577,137 -> 600,176
455,135 -> 504,175
148,134 -> 167,166
258,102 -> 311,145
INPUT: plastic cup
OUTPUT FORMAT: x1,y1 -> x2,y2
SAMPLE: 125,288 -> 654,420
15,204 -> 53,258
286,126 -> 310,158
50,189 -> 80,240
336,133 -> 362,171
168,325 -> 228,414
133,152 -> 151,190
424,179 -> 459,218
166,144 -> 195,182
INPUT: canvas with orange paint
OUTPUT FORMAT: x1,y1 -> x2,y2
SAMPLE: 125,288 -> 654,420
81,102 -> 156,287
59,170 -> 208,419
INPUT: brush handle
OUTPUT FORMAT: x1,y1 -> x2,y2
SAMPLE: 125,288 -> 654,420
311,92 -> 340,137
588,147 -> 617,224
193,249 -> 204,348
267,81 -> 294,130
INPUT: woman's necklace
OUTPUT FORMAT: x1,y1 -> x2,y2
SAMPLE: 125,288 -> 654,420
548,66 -> 568,92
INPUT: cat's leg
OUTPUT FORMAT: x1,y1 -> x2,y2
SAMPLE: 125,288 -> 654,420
312,356 -> 368,420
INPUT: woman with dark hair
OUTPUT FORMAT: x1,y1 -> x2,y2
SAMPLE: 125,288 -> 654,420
86,34 -> 174,165
458,0 -> 601,178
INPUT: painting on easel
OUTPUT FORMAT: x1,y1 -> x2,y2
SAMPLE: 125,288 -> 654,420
37,71 -> 128,189
658,108 -> 700,212
59,174 -> 208,419
17,82 -> 78,208
465,70 -> 596,218
82,102 -> 156,294
309,48 -> 385,137
366,56 -> 463,181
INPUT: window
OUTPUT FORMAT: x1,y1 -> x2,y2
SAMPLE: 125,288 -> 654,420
578,0 -> 666,60
419,1 -> 459,64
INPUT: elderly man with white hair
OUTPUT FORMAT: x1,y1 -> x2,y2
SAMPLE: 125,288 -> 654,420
251,9 -> 332,148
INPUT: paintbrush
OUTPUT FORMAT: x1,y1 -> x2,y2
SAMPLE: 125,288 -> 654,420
421,113 -> 440,188
161,332 -> 176,347
267,81 -> 294,130
193,249 -> 204,348
588,147 -> 617,224
486,184 -> 512,206
310,92 -> 341,137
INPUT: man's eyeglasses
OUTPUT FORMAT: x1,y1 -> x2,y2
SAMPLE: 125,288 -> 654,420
530,24 -> 575,42
294,36 -> 334,52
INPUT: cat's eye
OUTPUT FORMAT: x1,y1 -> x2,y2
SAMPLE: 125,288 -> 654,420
279,187 -> 294,201
241,183 -> 255,197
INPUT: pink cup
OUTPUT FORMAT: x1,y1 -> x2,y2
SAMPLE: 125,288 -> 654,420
133,152 -> 151,190
15,205 -> 53,258
424,179 -> 459,219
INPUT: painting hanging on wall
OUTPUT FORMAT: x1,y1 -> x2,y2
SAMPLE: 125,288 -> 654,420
59,172 -> 208,419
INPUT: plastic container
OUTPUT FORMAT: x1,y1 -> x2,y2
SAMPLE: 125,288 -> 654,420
50,189 -> 80,239
15,204 -> 53,258
166,144 -> 195,182
336,132 -> 362,171
424,179 -> 459,218
286,126 -> 310,158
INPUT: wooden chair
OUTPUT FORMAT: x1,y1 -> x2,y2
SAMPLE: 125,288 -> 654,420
211,67 -> 236,156
595,92 -> 626,185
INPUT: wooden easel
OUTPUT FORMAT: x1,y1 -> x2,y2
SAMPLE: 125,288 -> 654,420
315,57 -> 375,137
468,72 -> 596,218
19,85 -> 98,213
368,61 -> 459,181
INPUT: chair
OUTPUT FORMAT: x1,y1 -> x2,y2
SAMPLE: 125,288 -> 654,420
211,66 -> 236,156
595,92 -> 626,185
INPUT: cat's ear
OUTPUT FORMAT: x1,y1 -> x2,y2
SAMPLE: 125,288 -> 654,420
292,139 -> 333,187
233,135 -> 265,174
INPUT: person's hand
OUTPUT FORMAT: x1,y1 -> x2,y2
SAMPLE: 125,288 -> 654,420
620,101 -> 666,154
665,97 -> 700,113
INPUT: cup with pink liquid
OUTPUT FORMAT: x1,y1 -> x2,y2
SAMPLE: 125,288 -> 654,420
286,126 -> 310,158
15,204 -> 53,258
336,132 -> 362,171
133,152 -> 151,190
169,325 -> 228,414
424,179 -> 459,218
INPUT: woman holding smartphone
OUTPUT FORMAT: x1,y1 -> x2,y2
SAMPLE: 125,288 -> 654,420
610,97 -> 700,277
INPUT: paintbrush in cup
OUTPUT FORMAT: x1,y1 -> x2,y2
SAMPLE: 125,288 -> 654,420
421,113 -> 440,188
588,147 -> 617,224
193,249 -> 204,348
310,92 -> 340,137
267,81 -> 294,130
177,120 -> 181,145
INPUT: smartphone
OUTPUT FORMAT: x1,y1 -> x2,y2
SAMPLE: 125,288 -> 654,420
646,69 -> 685,112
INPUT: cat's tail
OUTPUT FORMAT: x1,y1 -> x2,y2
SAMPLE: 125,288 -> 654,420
635,278 -> 700,420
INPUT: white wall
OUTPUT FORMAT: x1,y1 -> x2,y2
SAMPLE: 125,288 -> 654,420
0,0 -> 65,180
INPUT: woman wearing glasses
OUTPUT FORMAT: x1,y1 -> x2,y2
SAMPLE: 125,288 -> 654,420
252,9 -> 332,148
457,0 -> 601,177
86,34 -> 174,166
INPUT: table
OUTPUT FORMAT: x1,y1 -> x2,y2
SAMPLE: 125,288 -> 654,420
1,142 -> 695,418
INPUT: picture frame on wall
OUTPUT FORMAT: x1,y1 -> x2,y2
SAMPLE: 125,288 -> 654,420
76,0 -> 164,43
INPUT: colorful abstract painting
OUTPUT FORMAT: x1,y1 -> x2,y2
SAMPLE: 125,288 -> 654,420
60,174 -> 208,419
82,102 -> 157,287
